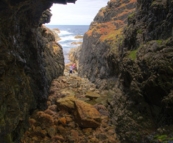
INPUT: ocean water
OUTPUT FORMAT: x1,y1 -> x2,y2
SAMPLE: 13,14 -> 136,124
45,25 -> 89,63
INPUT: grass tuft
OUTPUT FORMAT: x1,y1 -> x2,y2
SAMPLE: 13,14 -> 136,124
128,50 -> 137,60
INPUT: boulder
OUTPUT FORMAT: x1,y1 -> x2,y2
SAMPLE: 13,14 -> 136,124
71,41 -> 82,45
85,91 -> 100,100
74,100 -> 101,128
56,96 -> 76,110
74,35 -> 83,39
60,89 -> 76,97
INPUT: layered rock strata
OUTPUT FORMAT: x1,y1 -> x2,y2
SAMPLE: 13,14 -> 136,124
0,0 -> 75,142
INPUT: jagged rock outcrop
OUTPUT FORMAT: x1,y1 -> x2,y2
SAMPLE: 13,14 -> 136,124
110,0 -> 173,142
39,25 -> 64,84
51,28 -> 61,41
0,0 -> 75,142
79,0 -> 136,88
79,0 -> 173,142
68,45 -> 82,70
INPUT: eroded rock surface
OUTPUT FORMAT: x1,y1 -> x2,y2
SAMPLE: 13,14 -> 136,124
78,0 -> 173,142
78,0 -> 136,89
0,0 -> 75,142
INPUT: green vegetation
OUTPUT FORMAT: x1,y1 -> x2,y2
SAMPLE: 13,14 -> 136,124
151,1 -> 162,7
153,134 -> 173,143
128,12 -> 135,19
154,134 -> 168,141
128,50 -> 137,60
137,29 -> 142,34
109,34 -> 124,55
157,39 -> 163,45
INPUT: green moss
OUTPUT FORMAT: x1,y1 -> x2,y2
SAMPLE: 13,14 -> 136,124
151,1 -> 158,6
128,50 -> 137,60
128,12 -> 135,19
155,134 -> 167,140
110,34 -> 124,51
137,29 -> 142,34
157,39 -> 163,45
151,1 -> 163,7
153,134 -> 173,142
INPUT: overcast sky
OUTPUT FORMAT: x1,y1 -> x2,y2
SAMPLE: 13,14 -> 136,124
48,0 -> 108,25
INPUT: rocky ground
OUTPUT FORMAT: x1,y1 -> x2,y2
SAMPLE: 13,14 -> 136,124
21,64 -> 119,143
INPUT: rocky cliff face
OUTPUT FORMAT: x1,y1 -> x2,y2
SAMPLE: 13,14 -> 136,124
79,0 -> 173,142
0,0 -> 75,142
79,0 -> 136,89
112,0 -> 173,142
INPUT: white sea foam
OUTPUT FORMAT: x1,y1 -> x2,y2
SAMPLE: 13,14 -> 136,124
59,43 -> 69,47
59,30 -> 72,36
59,36 -> 76,42
47,25 -> 89,63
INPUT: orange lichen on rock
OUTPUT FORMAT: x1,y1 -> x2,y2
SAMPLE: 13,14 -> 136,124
86,0 -> 136,45
99,22 -> 123,42
58,117 -> 67,125
87,21 -> 123,43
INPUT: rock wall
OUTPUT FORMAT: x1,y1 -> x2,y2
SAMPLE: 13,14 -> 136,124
111,0 -> 173,142
79,0 -> 136,89
39,25 -> 64,85
0,0 -> 75,142
79,0 -> 173,142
